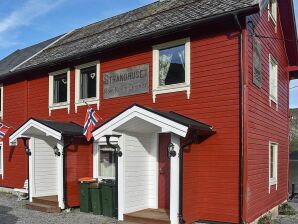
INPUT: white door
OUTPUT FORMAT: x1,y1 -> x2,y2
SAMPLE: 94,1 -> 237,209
32,137 -> 58,197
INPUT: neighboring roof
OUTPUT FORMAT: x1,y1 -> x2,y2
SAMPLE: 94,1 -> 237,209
92,104 -> 215,140
1,0 -> 258,78
9,118 -> 83,144
0,36 -> 62,76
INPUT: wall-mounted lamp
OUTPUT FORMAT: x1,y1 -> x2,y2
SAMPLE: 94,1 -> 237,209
53,146 -> 61,157
168,142 -> 176,158
21,137 -> 31,156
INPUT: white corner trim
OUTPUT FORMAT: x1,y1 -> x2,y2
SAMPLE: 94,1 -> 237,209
10,31 -> 75,72
49,68 -> 71,116
9,119 -> 62,145
57,140 -> 65,209
269,141 -> 278,193
0,84 -> 3,120
0,142 -> 3,179
152,38 -> 191,103
92,105 -> 189,140
75,61 -> 100,113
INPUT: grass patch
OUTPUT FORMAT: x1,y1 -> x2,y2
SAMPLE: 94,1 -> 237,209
257,213 -> 272,224
279,203 -> 296,215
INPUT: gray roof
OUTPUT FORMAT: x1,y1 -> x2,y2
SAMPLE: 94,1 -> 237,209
1,0 -> 258,78
33,118 -> 83,136
0,36 -> 62,76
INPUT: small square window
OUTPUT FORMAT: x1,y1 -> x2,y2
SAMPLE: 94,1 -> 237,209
75,61 -> 100,112
98,145 -> 115,179
269,55 -> 278,104
153,38 -> 190,102
80,66 -> 97,99
49,69 -> 70,115
53,73 -> 68,104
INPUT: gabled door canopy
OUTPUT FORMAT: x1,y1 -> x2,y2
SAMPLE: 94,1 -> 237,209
92,104 -> 215,141
9,118 -> 83,146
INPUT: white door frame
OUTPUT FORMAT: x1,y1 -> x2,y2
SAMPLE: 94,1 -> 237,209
28,137 -> 65,209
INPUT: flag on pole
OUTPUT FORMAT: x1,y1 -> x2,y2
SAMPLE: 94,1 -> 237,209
0,123 -> 10,139
83,107 -> 100,141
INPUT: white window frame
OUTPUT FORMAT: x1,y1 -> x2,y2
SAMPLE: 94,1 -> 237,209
268,0 -> 277,27
0,84 -> 3,119
0,142 -> 3,178
152,38 -> 191,103
93,140 -> 118,181
269,54 -> 278,105
269,141 -> 278,193
49,68 -> 70,116
75,61 -> 100,113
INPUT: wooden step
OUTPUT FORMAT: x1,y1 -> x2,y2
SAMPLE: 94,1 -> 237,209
124,209 -> 170,224
32,195 -> 59,207
26,202 -> 61,213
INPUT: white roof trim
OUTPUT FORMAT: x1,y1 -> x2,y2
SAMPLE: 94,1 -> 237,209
92,105 -> 189,140
9,119 -> 62,145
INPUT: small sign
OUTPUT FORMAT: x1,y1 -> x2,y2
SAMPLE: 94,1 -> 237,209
103,64 -> 149,99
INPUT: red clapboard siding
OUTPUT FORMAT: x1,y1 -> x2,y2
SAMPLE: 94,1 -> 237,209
0,23 -> 241,223
244,6 -> 289,223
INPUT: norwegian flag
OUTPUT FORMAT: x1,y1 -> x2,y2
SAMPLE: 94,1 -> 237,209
83,107 -> 100,141
0,123 -> 9,139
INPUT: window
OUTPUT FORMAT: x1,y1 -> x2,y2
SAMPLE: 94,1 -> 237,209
75,61 -> 100,112
268,0 -> 277,24
269,142 -> 278,191
269,55 -> 278,104
153,38 -> 190,102
0,84 -> 3,118
49,69 -> 70,115
0,142 -> 3,176
98,145 -> 115,179
253,37 -> 262,87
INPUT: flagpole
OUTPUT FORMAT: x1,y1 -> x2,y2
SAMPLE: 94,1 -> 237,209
82,100 -> 104,121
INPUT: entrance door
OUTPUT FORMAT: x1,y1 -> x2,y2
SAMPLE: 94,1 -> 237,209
158,133 -> 171,209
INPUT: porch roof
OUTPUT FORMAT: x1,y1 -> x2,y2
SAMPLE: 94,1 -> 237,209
92,104 -> 215,140
9,118 -> 83,144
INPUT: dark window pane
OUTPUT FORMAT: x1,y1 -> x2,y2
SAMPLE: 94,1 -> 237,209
53,73 -> 67,103
159,45 -> 185,86
270,145 -> 274,178
80,66 -> 97,99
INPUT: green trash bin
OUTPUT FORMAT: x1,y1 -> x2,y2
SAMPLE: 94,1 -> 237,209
101,179 -> 116,218
78,178 -> 96,213
90,182 -> 102,215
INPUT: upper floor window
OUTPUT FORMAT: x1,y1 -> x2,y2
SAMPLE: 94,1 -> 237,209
269,54 -> 278,104
268,0 -> 277,24
0,84 -> 3,118
152,38 -> 190,103
269,142 -> 278,192
253,37 -> 262,88
75,61 -> 100,112
49,68 -> 70,115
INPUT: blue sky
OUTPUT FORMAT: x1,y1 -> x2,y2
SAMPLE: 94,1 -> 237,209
0,0 -> 297,107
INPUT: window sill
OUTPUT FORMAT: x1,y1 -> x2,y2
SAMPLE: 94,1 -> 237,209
269,96 -> 278,110
98,176 -> 115,181
49,102 -> 70,115
153,84 -> 190,103
75,98 -> 99,113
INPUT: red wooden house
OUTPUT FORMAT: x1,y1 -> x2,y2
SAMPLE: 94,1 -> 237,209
0,0 -> 297,223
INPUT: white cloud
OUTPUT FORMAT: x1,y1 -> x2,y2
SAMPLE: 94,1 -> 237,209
0,0 -> 64,48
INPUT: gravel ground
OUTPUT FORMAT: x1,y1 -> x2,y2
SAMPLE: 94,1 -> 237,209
0,192 -> 134,224
272,200 -> 298,224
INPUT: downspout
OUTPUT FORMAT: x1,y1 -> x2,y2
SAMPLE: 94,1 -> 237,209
233,14 -> 245,224
178,132 -> 198,224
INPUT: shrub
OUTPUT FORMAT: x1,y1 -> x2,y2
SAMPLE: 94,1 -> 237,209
257,213 -> 272,224
279,203 -> 296,215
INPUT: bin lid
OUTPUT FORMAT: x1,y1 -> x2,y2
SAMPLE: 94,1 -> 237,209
89,182 -> 102,188
78,177 -> 97,183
